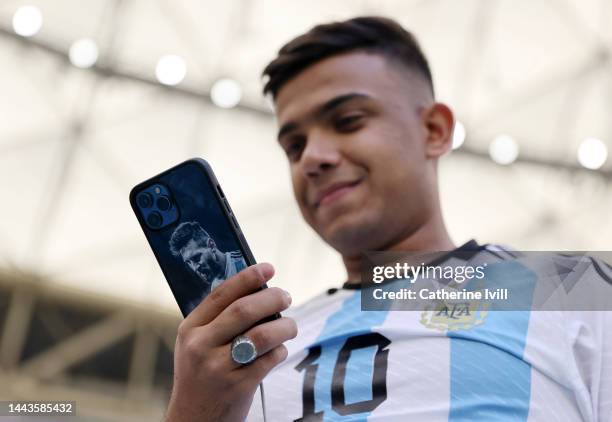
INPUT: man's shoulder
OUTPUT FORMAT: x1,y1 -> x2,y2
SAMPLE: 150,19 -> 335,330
484,246 -> 612,284
228,250 -> 245,263
226,250 -> 247,272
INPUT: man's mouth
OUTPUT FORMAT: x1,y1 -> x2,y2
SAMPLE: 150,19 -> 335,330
197,266 -> 211,281
314,179 -> 362,208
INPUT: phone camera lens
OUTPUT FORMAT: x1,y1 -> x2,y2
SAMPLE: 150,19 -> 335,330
157,196 -> 171,211
137,192 -> 153,209
147,211 -> 163,228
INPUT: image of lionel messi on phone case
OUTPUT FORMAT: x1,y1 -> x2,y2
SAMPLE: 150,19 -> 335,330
169,221 -> 247,314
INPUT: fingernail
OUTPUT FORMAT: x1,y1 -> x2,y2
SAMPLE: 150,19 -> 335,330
283,289 -> 292,304
256,263 -> 274,280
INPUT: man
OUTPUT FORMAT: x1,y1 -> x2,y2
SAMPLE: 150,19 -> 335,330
169,221 -> 247,312
165,17 -> 611,421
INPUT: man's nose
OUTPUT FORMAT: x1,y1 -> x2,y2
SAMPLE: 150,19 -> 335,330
300,130 -> 341,178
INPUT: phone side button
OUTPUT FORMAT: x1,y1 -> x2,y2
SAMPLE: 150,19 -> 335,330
217,184 -> 225,198
230,214 -> 238,227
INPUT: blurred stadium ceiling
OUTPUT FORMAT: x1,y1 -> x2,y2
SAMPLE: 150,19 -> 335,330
0,0 -> 611,313
0,268 -> 178,421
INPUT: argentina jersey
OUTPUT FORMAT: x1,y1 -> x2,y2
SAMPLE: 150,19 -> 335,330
246,240 -> 612,421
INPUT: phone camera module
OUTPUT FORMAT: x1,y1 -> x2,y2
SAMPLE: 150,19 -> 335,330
157,195 -> 172,211
135,183 -> 178,229
137,192 -> 153,209
147,211 -> 163,228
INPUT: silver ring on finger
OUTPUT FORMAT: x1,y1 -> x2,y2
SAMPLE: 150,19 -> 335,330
231,334 -> 258,365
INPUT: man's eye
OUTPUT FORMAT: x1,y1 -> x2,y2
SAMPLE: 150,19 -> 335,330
284,138 -> 305,161
335,114 -> 363,131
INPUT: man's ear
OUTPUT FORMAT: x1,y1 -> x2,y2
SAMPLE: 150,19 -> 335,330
422,103 -> 454,159
207,237 -> 217,250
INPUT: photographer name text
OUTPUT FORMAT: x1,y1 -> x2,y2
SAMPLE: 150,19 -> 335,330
372,287 -> 508,301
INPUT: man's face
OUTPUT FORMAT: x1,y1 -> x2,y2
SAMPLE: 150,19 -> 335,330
275,51 -> 443,256
180,238 -> 223,283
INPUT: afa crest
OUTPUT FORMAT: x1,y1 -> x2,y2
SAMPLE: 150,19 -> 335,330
420,300 -> 489,331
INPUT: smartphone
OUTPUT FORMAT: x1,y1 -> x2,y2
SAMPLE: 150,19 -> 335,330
129,158 -> 272,318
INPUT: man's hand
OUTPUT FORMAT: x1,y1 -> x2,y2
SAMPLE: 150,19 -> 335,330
165,263 -> 297,422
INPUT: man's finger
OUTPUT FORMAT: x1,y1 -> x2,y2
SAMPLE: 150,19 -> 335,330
183,263 -> 274,328
226,317 -> 297,370
208,287 -> 291,345
241,344 -> 289,381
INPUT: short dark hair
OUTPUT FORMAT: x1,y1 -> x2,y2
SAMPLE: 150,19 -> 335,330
262,16 -> 434,99
169,221 -> 211,257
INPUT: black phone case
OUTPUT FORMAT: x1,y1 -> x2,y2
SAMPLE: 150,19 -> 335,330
129,158 -> 264,317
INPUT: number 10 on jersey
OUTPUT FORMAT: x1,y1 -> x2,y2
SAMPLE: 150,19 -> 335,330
294,332 -> 391,421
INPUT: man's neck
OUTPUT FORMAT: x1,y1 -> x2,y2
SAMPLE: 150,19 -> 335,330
215,250 -> 227,279
342,212 -> 454,284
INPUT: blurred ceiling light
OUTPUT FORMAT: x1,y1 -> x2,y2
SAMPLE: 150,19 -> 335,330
155,55 -> 186,86
211,78 -> 242,108
69,38 -> 99,69
489,134 -> 519,165
577,137 -> 607,170
12,5 -> 42,37
452,121 -> 466,150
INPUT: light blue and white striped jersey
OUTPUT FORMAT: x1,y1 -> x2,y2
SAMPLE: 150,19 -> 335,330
247,241 -> 612,421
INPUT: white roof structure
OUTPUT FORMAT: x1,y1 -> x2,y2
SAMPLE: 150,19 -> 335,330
1,0 -> 611,314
